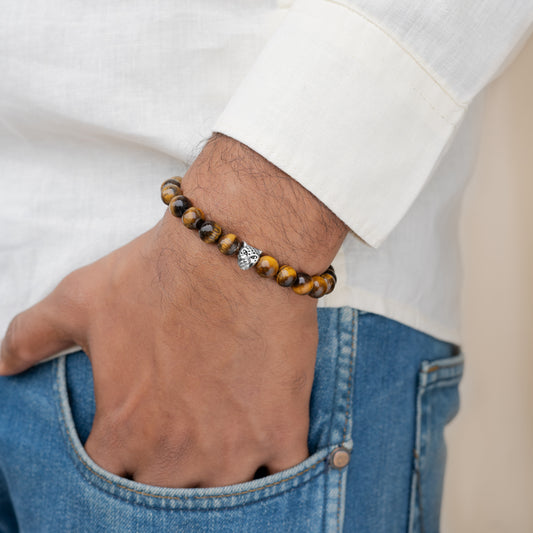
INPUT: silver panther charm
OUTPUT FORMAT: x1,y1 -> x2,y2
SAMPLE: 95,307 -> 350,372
237,242 -> 262,270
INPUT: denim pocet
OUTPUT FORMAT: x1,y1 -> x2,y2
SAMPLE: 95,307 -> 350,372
0,307 -> 464,532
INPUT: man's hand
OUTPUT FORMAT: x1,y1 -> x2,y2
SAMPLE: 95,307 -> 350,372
0,134 -> 348,488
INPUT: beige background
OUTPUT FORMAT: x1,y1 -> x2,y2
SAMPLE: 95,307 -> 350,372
442,36 -> 533,532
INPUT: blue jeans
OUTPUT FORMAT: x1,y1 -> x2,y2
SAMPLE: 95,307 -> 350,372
0,307 -> 464,532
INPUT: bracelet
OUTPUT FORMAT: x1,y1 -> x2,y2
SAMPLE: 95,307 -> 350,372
160,177 -> 337,299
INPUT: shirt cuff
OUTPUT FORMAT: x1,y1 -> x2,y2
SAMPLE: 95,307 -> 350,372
212,0 -> 466,248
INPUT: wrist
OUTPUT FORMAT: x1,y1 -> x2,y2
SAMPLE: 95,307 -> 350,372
180,133 -> 348,275
153,209 -> 319,313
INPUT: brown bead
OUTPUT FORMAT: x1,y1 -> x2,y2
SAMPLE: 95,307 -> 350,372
255,255 -> 279,278
324,265 -> 337,283
169,195 -> 192,217
161,183 -> 182,205
276,265 -> 297,287
217,234 -> 241,255
199,220 -> 222,243
292,273 -> 313,295
182,207 -> 205,229
309,275 -> 328,298
161,177 -> 182,189
322,273 -> 336,294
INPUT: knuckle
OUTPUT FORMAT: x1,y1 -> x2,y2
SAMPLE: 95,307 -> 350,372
55,267 -> 91,309
3,314 -> 29,362
85,429 -> 126,475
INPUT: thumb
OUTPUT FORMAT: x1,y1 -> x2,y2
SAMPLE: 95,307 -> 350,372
0,287 -> 82,376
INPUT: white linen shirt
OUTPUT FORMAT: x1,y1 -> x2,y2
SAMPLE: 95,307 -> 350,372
1,0 -> 532,346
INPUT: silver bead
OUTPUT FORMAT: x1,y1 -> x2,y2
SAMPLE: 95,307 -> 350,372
237,242 -> 262,270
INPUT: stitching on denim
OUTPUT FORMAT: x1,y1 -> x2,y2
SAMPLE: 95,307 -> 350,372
414,385 -> 430,533
409,359 -> 460,531
422,360 -> 465,374
408,363 -> 424,532
56,357 -> 327,502
423,377 -> 463,391
342,309 -> 356,443
61,399 -> 324,500
325,309 -> 340,449
192,461 -> 323,499
416,466 -> 426,533
333,308 -> 344,532
336,469 -> 342,533
321,309 -> 339,533
336,308 -> 356,533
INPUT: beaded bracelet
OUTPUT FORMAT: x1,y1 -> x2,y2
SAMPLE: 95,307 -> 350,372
160,177 -> 337,299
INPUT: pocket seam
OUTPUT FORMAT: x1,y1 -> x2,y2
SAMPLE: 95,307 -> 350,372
420,352 -> 465,374
424,360 -> 463,373
423,376 -> 463,391
408,352 -> 464,533
55,355 -> 331,506
335,307 -> 357,533
61,411 -> 326,502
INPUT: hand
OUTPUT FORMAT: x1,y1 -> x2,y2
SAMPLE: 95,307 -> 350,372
0,134 -> 348,488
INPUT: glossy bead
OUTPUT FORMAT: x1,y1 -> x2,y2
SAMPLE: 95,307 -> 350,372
182,207 -> 205,229
169,195 -> 192,218
161,177 -> 182,189
161,184 -> 182,205
276,265 -> 297,287
324,265 -> 337,283
292,273 -> 313,295
255,255 -> 279,278
322,273 -> 336,294
309,275 -> 328,298
199,220 -> 222,243
217,234 -> 241,255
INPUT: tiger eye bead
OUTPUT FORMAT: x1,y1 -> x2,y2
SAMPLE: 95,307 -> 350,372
324,265 -> 337,283
161,183 -> 182,205
276,265 -> 297,287
182,207 -> 205,229
217,233 -> 241,255
255,255 -> 279,278
292,273 -> 313,295
199,220 -> 222,243
322,273 -> 336,294
309,275 -> 328,298
161,177 -> 182,189
169,195 -> 192,217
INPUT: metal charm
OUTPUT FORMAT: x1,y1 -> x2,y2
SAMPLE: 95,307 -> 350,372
237,242 -> 262,270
